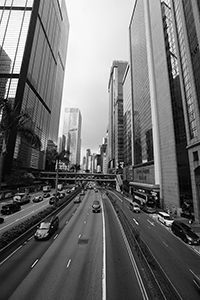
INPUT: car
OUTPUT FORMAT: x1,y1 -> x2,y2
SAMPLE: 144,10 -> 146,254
53,191 -> 60,197
80,190 -> 85,196
58,192 -> 65,199
0,216 -> 4,223
1,203 -> 21,215
32,196 -> 43,203
74,195 -> 81,203
92,200 -> 101,213
34,215 -> 59,240
49,196 -> 58,205
130,202 -> 140,213
43,193 -> 50,198
13,193 -> 30,205
157,211 -> 174,227
171,220 -> 200,245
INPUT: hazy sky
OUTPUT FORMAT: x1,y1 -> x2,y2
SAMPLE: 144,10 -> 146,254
60,0 -> 134,158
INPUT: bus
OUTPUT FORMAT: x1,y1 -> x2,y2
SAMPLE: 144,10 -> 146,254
133,191 -> 157,213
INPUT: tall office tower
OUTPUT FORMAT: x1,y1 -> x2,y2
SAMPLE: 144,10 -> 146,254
122,64 -> 134,181
107,60 -> 128,173
0,0 -> 69,175
62,108 -> 82,166
129,0 -> 200,221
169,0 -> 200,222
85,148 -> 91,171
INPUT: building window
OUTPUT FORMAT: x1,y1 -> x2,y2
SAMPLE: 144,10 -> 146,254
193,151 -> 199,162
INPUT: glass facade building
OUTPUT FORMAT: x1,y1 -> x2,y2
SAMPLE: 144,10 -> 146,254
161,0 -> 192,201
128,0 -> 200,222
107,60 -> 128,172
62,108 -> 82,166
129,0 -> 153,167
0,0 -> 69,174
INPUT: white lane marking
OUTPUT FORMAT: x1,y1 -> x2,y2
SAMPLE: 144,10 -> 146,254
147,219 -> 155,226
133,218 -> 139,225
163,241 -> 168,247
66,259 -> 71,268
54,234 -> 58,240
0,245 -> 23,266
102,199 -> 106,300
31,259 -> 39,268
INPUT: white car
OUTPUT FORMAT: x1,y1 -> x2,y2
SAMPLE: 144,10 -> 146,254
130,202 -> 140,213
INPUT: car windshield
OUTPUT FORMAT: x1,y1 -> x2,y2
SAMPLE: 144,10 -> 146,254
93,201 -> 99,205
164,216 -> 173,220
39,223 -> 50,229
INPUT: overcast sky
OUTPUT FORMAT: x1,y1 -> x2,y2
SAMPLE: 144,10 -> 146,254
60,0 -> 134,159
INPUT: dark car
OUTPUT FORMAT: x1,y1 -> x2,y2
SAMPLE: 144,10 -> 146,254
34,215 -> 59,240
80,190 -> 85,196
171,220 -> 200,245
33,196 -> 43,203
0,216 -> 4,223
1,203 -> 21,215
43,193 -> 50,198
49,196 -> 57,205
92,200 -> 101,213
58,192 -> 65,199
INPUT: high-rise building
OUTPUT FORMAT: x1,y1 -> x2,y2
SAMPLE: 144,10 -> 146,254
122,63 -> 134,181
62,108 -> 82,166
107,60 -> 128,173
0,0 -> 69,174
128,0 -> 200,222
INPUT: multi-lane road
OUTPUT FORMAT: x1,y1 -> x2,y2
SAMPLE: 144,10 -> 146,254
0,189 -> 147,300
111,191 -> 200,300
0,188 -> 200,299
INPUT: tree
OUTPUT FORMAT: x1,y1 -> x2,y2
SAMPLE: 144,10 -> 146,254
0,99 -> 42,189
48,149 -> 70,207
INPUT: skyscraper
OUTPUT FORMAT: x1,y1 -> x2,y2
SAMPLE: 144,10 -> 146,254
128,0 -> 200,222
122,63 -> 133,181
0,0 -> 69,175
107,60 -> 128,173
62,108 -> 82,166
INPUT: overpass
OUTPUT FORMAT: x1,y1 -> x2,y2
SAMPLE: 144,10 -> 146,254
39,171 -> 118,185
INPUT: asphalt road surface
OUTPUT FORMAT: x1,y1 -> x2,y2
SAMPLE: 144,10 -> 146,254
0,189 -> 147,300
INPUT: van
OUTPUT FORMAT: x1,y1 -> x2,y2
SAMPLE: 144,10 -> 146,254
13,193 -> 31,205
171,220 -> 200,245
130,202 -> 140,213
157,211 -> 174,227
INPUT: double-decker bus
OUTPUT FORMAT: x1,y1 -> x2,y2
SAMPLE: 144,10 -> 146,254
134,191 -> 157,213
